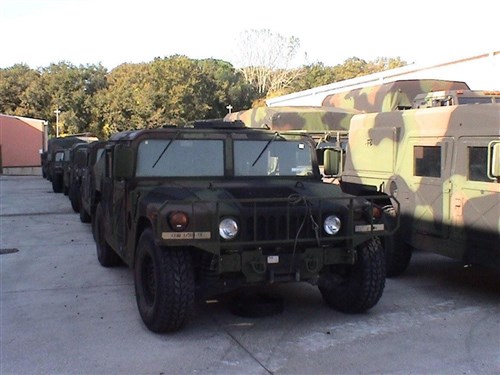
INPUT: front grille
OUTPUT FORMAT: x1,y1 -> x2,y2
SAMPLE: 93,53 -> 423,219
242,212 -> 318,242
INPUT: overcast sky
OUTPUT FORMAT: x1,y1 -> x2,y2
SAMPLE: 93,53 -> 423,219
1,0 -> 498,71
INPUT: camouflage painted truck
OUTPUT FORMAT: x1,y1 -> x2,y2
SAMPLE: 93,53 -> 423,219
328,102 -> 500,274
93,120 -> 397,332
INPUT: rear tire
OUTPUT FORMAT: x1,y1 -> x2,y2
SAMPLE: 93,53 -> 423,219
384,234 -> 412,277
318,237 -> 385,313
134,229 -> 195,333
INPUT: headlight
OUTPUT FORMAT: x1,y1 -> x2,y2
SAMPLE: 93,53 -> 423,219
219,218 -> 238,240
324,215 -> 341,235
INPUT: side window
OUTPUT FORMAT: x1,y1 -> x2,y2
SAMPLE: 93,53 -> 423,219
468,147 -> 490,182
414,146 -> 441,177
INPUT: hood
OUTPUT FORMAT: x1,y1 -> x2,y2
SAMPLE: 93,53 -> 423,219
141,178 -> 344,203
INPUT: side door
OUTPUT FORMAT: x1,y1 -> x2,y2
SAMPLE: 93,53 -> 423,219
451,137 -> 500,264
408,137 -> 454,239
99,147 -> 126,254
110,149 -> 128,256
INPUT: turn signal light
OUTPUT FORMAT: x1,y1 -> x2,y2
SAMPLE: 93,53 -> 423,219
168,211 -> 189,231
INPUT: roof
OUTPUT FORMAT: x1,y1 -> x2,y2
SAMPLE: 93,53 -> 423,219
321,79 -> 470,112
224,106 -> 357,131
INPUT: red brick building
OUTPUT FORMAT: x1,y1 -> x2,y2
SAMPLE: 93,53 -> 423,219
0,114 -> 47,175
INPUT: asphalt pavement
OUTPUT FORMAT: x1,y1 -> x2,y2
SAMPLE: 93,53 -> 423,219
1,175 -> 499,375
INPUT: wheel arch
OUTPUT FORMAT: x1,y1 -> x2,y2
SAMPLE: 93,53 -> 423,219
132,216 -> 153,267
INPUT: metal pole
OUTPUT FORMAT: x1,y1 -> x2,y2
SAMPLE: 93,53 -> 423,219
54,108 -> 61,137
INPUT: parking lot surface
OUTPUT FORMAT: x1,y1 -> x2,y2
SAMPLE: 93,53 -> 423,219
1,175 -> 499,375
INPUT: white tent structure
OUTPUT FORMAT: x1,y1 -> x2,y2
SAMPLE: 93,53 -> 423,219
266,51 -> 500,107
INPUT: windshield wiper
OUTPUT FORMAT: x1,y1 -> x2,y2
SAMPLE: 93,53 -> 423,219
252,132 -> 281,167
152,130 -> 181,168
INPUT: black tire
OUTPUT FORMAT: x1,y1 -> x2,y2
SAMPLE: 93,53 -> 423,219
318,237 -> 385,313
95,202 -> 121,267
78,185 -> 91,223
384,233 -> 412,277
134,229 -> 195,333
79,204 -> 91,223
52,174 -> 63,193
69,183 -> 80,213
382,206 -> 412,277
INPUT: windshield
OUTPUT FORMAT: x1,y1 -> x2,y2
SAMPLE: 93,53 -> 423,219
234,140 -> 314,177
136,139 -> 224,177
55,152 -> 64,162
457,97 -> 498,104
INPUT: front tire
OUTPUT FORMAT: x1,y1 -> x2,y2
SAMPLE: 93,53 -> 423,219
52,174 -> 63,193
69,182 -> 80,213
318,237 -> 385,313
134,229 -> 195,333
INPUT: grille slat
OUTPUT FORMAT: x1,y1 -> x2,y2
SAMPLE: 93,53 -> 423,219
242,209 -> 318,242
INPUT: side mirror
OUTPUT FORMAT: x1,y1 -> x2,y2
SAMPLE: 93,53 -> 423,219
113,145 -> 135,180
324,148 -> 343,176
489,142 -> 500,179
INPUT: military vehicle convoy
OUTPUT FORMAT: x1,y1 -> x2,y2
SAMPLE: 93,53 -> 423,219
92,120 -> 397,332
330,102 -> 500,274
45,133 -> 98,192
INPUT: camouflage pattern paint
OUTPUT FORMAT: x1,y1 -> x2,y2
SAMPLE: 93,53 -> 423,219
224,106 -> 357,132
322,79 -> 470,113
340,103 -> 500,268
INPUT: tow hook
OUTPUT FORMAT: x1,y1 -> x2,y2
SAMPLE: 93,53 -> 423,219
250,259 -> 266,274
305,256 -> 319,273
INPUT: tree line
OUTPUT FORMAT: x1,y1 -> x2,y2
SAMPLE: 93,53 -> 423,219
0,55 -> 405,139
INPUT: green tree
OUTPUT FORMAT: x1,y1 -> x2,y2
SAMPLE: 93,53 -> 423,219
94,62 -> 151,136
0,64 -> 41,116
287,62 -> 337,93
365,57 -> 407,74
197,58 -> 258,115
26,62 -> 109,136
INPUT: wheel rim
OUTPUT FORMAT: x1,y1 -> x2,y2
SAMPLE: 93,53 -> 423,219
141,254 -> 156,307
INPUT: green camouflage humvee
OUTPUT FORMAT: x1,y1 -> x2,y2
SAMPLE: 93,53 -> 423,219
327,102 -> 500,274
93,120 -> 397,332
